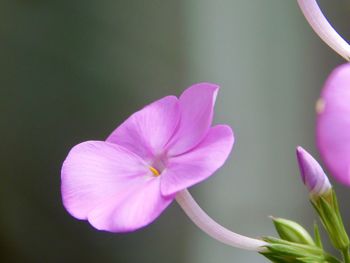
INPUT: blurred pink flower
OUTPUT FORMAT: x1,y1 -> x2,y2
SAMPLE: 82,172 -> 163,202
61,83 -> 234,232
317,63 -> 350,186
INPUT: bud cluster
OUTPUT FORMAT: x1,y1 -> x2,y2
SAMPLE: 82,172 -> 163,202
261,147 -> 350,263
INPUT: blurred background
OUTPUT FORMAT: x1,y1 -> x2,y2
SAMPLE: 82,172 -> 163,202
1,0 -> 350,262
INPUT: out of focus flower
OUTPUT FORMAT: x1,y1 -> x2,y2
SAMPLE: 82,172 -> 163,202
61,83 -> 234,232
296,146 -> 331,196
316,63 -> 350,186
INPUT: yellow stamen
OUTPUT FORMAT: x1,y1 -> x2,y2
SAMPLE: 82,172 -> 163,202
149,166 -> 160,176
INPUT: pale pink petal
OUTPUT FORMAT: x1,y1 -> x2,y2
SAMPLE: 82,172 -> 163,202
62,141 -> 148,220
161,125 -> 234,196
88,177 -> 174,232
317,63 -> 350,186
107,96 -> 180,161
166,83 -> 219,156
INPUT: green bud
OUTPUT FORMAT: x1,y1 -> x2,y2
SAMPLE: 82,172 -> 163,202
271,217 -> 315,246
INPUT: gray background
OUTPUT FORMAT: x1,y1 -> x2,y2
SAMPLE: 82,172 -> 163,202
1,0 -> 350,262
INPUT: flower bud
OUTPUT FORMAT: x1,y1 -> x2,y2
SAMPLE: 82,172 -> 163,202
295,147 -> 350,250
296,146 -> 331,196
271,217 -> 315,246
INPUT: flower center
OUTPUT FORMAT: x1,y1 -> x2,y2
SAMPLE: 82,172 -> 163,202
149,166 -> 160,177
149,155 -> 167,177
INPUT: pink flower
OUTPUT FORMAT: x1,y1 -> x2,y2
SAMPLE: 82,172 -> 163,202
317,63 -> 350,186
61,83 -> 234,232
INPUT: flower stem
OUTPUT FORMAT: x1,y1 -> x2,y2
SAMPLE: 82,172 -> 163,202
342,248 -> 350,263
297,0 -> 350,61
176,189 -> 267,251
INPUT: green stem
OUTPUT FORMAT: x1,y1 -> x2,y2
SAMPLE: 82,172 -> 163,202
342,248 -> 350,263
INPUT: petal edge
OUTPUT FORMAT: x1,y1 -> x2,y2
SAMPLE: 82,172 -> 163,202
166,83 -> 219,156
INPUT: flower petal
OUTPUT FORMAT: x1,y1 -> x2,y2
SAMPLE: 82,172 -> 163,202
107,96 -> 180,161
166,83 -> 219,156
88,177 -> 174,232
317,63 -> 350,186
161,125 -> 234,196
61,141 -> 148,219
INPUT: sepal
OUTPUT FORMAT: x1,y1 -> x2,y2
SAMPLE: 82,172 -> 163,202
261,237 -> 341,263
310,189 -> 349,250
313,223 -> 323,249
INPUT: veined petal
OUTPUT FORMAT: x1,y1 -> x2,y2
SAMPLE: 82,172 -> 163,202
88,177 -> 174,232
317,63 -> 350,186
166,83 -> 219,156
61,141 -> 148,219
107,96 -> 180,161
161,125 -> 234,196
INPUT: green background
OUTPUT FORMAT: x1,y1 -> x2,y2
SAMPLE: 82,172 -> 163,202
1,0 -> 350,262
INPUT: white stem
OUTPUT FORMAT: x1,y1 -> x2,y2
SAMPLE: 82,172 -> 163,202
297,0 -> 350,61
176,189 -> 267,251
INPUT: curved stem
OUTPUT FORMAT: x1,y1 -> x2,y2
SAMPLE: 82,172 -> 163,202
297,0 -> 350,61
176,189 -> 267,251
